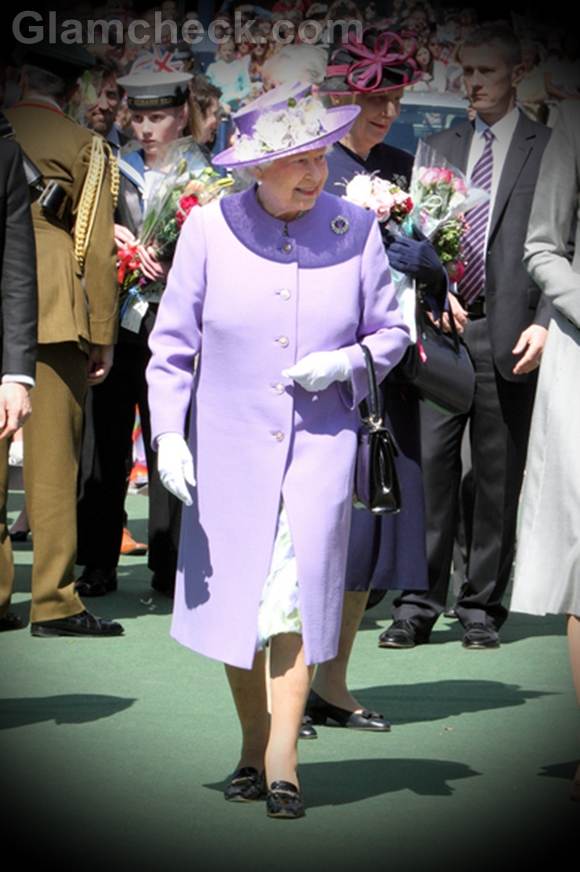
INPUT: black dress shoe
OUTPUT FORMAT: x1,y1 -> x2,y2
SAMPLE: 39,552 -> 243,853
30,610 -> 124,637
75,567 -> 117,597
266,781 -> 305,819
305,689 -> 390,731
378,619 -> 430,649
224,767 -> 266,802
0,612 -> 24,632
462,622 -> 500,649
298,715 -> 318,740
9,529 -> 29,542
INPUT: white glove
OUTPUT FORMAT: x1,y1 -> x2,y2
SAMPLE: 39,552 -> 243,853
282,350 -> 352,393
8,438 -> 24,467
157,433 -> 196,507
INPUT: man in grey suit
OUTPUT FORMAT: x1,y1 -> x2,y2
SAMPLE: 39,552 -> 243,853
0,136 -> 37,629
381,23 -> 552,650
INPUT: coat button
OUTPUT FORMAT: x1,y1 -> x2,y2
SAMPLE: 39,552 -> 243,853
277,336 -> 289,348
273,383 -> 285,394
282,242 -> 293,253
279,288 -> 291,300
273,431 -> 285,442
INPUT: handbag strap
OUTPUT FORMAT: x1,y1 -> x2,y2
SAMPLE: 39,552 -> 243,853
444,294 -> 462,352
418,292 -> 461,353
361,345 -> 383,424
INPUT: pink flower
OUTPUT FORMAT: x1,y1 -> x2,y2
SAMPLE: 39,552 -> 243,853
419,167 -> 440,186
453,177 -> 468,194
375,203 -> 394,220
448,260 -> 466,282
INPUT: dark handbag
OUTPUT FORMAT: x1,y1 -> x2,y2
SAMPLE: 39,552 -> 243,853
391,297 -> 475,415
354,345 -> 401,515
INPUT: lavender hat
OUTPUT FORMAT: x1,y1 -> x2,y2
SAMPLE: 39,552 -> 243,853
212,81 -> 360,169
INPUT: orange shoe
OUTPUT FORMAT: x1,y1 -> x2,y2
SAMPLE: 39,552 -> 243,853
120,527 -> 148,556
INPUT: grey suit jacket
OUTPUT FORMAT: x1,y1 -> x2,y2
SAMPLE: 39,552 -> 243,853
427,111 -> 551,382
524,101 -> 580,329
0,138 -> 37,380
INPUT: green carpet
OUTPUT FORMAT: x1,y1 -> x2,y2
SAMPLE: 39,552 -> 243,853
1,490 -> 578,870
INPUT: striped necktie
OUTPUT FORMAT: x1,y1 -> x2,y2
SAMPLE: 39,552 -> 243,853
459,127 -> 494,305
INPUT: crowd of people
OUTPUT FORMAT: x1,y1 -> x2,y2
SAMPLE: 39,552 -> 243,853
0,2 -> 579,818
2,2 -> 580,130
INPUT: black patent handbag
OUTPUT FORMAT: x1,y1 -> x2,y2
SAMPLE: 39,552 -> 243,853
391,296 -> 475,416
354,345 -> 401,515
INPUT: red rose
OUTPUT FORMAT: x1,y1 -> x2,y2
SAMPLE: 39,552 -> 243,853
176,194 -> 199,226
448,260 -> 466,282
117,243 -> 140,284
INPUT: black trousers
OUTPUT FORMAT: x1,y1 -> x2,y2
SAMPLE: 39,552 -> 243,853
392,317 -> 536,631
77,335 -> 181,581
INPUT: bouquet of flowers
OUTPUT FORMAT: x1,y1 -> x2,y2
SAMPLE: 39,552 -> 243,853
402,140 -> 489,284
342,172 -> 414,226
341,171 -> 417,336
118,137 -> 235,331
379,141 -> 490,339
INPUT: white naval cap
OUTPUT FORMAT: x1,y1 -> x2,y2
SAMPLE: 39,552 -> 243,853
117,71 -> 193,110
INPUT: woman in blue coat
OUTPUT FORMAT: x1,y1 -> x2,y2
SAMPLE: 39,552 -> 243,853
303,29 -> 448,736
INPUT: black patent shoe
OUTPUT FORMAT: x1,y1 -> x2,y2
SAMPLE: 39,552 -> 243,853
224,767 -> 266,802
266,781 -> 305,819
30,610 -> 124,637
75,567 -> 118,597
378,619 -> 430,648
0,612 -> 24,632
299,715 -> 318,740
305,689 -> 390,731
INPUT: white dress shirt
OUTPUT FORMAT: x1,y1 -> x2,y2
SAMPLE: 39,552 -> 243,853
143,166 -> 164,211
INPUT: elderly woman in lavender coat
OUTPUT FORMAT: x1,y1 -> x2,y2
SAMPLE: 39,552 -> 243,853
146,83 -> 410,819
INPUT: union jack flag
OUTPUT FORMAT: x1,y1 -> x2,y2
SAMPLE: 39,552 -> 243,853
130,47 -> 185,74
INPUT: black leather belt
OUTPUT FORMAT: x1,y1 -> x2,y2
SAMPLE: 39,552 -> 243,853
464,297 -> 486,319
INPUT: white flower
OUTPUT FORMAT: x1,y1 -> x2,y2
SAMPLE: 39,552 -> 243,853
234,95 -> 329,159
235,135 -> 261,161
287,112 -> 310,144
301,97 -> 327,132
371,192 -> 396,220
449,190 -> 467,212
254,112 -> 291,152
344,173 -> 375,207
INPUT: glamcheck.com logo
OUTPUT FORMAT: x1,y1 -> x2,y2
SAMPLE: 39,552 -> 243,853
12,10 -> 363,47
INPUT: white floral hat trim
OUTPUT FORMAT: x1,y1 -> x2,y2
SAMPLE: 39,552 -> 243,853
233,95 -> 329,162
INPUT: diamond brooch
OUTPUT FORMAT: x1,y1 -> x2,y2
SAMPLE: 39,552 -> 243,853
331,215 -> 349,235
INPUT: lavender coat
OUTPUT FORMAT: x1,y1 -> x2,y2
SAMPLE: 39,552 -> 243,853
146,186 -> 410,669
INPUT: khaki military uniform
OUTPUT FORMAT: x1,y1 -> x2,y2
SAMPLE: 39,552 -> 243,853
1,100 -> 117,622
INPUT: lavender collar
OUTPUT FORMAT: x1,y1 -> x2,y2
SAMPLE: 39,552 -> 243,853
220,186 -> 373,268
